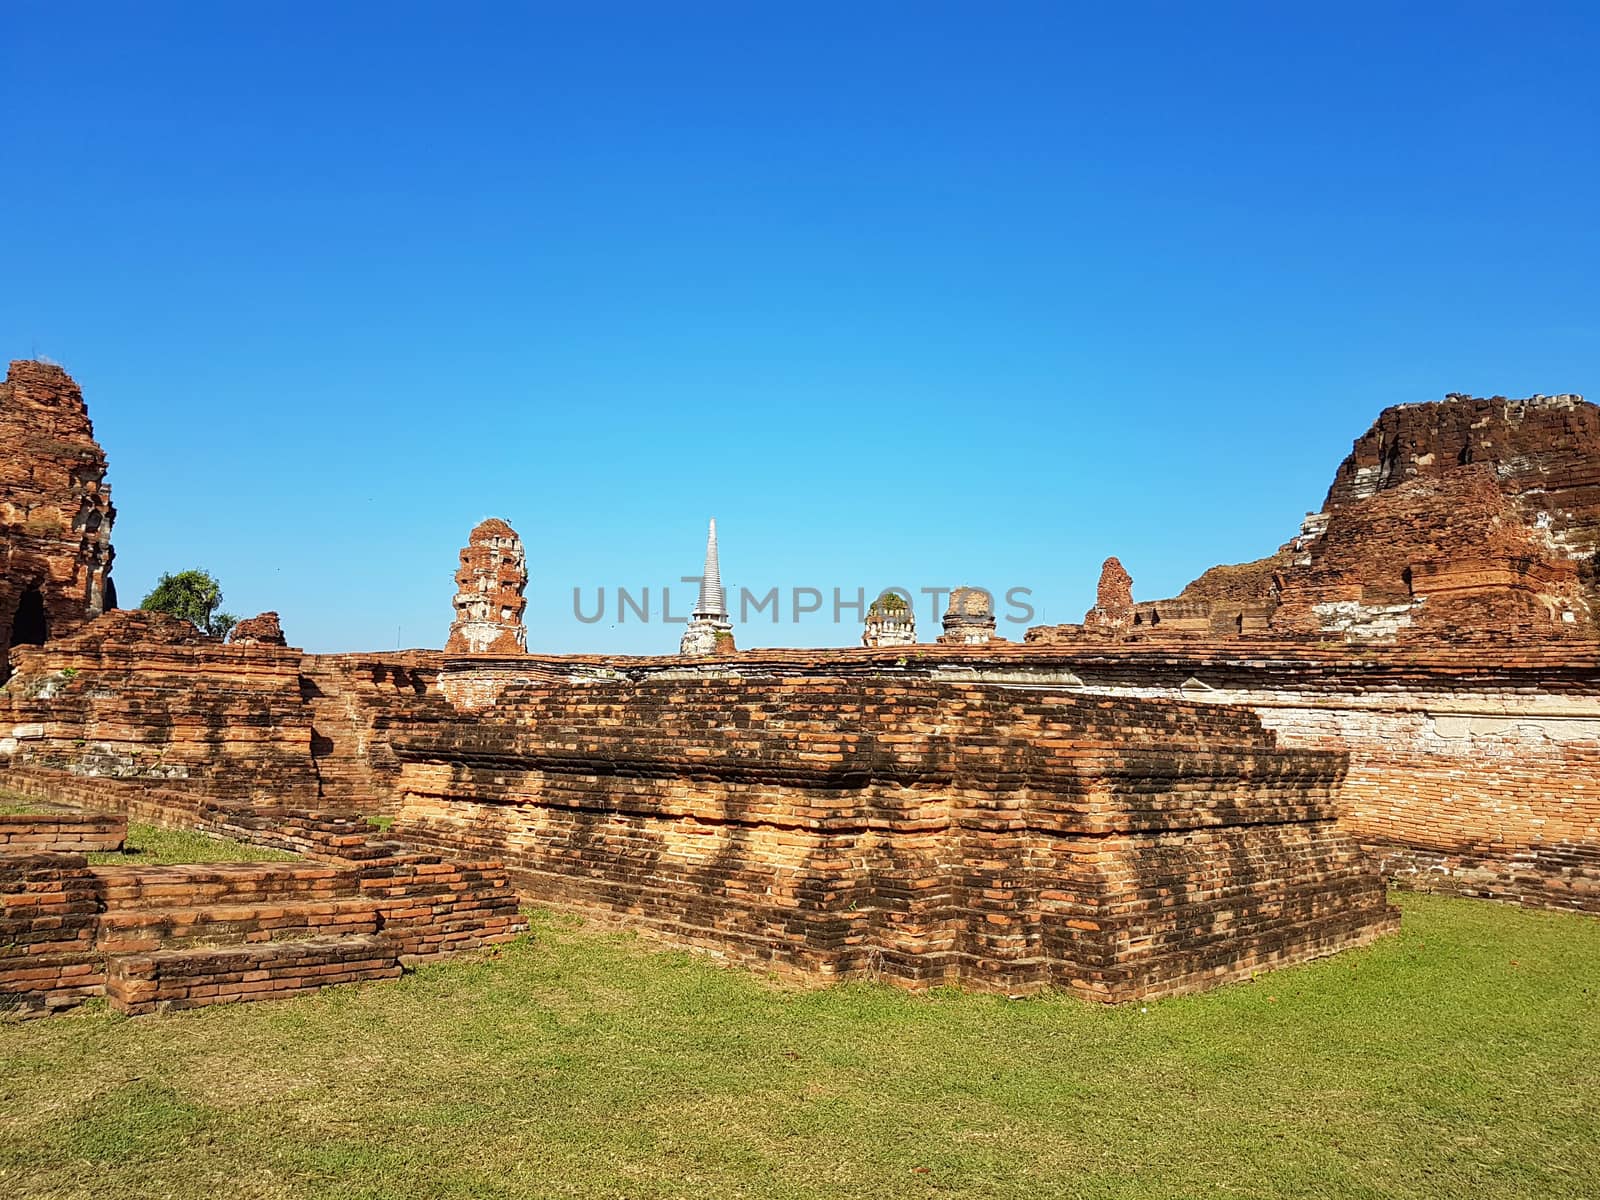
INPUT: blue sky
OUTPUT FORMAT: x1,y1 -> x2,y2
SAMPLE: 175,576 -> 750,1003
5,2 -> 1597,653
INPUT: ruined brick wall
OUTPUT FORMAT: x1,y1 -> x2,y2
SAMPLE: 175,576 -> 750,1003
1179,552 -> 1293,605
0,849 -> 103,1015
1033,646 -> 1600,913
1,768 -> 245,838
2,767 -> 380,858
438,655 -> 596,711
0,610 -> 318,804
0,811 -> 125,853
0,793 -> 524,1017
0,611 -> 451,814
437,642 -> 1600,914
0,361 -> 116,682
390,676 -> 1395,1000
229,612 -> 287,646
299,651 -> 446,812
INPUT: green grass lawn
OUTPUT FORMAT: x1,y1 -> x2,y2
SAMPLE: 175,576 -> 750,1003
0,789 -> 59,815
86,821 -> 299,866
1,892 -> 1596,1200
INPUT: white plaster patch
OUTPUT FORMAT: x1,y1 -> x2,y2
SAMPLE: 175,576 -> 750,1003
1346,468 -> 1382,501
1431,714 -> 1600,743
679,620 -> 732,656
1494,455 -> 1541,479
1312,600 -> 1417,641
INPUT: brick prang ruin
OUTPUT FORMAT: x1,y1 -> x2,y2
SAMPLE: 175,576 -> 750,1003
445,518 -> 527,655
0,361 -> 116,682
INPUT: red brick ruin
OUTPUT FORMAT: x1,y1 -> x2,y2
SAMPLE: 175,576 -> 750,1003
445,518 -> 527,655
1083,556 -> 1135,636
938,587 -> 1001,644
3,364 -> 1597,1016
228,611 -> 287,647
0,362 -> 115,683
1030,392 -> 1598,644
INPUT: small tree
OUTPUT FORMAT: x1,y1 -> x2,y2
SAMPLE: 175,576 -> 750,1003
140,569 -> 237,639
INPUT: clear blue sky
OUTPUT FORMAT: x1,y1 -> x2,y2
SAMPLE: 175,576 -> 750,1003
5,2 -> 1597,653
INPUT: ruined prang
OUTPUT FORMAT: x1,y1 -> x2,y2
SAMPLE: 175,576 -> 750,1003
445,519 -> 527,654
1084,558 -> 1134,637
0,361 -> 116,680
1030,392 -> 1599,645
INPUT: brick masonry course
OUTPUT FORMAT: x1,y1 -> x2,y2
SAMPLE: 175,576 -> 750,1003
0,794 -> 527,1018
390,676 -> 1398,1001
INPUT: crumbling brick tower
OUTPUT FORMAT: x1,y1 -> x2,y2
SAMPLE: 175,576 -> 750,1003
445,519 -> 528,654
939,587 -> 999,644
1084,557 -> 1135,637
0,361 -> 116,681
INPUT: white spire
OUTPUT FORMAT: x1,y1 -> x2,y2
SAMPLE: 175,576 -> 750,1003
693,517 -> 727,619
681,517 -> 733,655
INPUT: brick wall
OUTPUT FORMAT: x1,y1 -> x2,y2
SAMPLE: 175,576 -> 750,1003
438,643 -> 1600,915
390,676 -> 1396,1001
0,850 -> 103,1015
1068,675 -> 1600,912
0,610 -> 318,804
0,772 -> 526,1017
298,651 -> 445,813
0,811 -> 124,852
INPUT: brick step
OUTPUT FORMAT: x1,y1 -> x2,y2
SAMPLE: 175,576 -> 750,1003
96,897 -> 381,954
391,917 -> 527,964
106,934 -> 402,1015
91,862 -> 356,906
0,950 -> 105,1016
0,812 -> 126,853
317,838 -> 412,862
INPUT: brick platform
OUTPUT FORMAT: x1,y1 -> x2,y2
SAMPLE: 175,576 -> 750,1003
434,642 -> 1600,916
391,677 -> 1398,1001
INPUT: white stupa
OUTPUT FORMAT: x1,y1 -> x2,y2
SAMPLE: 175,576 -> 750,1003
679,518 -> 734,655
